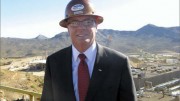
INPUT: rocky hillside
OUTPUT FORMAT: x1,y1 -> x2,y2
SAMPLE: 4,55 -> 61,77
1,24 -> 180,57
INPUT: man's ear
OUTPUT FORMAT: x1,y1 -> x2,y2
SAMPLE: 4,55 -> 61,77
67,28 -> 70,35
95,25 -> 98,33
95,29 -> 98,33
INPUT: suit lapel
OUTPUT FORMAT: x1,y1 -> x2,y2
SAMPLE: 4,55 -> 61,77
65,46 -> 76,100
86,44 -> 110,101
56,46 -> 76,101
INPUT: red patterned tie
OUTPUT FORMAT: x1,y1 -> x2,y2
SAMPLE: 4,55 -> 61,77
78,54 -> 90,101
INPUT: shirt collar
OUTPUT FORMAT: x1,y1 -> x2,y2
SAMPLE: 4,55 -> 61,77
72,42 -> 97,62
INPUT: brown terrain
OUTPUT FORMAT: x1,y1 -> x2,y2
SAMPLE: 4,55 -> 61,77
0,56 -> 44,100
0,56 -> 179,101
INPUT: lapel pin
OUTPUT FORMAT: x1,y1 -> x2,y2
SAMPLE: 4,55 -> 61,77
98,69 -> 102,72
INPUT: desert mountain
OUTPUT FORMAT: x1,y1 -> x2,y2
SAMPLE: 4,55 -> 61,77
34,34 -> 48,40
1,24 -> 180,57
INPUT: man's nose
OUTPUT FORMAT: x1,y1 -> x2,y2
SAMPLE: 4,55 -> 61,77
76,24 -> 88,29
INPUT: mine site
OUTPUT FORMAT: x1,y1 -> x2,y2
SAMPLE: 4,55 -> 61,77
0,52 -> 179,101
1,0 -> 180,100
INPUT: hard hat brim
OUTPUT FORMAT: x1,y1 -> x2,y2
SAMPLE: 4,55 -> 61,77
59,15 -> 103,28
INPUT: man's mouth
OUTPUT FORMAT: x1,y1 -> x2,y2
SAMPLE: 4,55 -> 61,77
76,34 -> 87,37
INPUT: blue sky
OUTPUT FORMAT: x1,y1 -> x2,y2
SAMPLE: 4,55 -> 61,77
1,0 -> 179,38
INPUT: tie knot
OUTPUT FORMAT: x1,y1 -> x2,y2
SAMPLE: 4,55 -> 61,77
78,54 -> 86,61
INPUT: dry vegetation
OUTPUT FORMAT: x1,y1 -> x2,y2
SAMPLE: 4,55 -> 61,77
0,57 -> 44,100
0,69 -> 43,100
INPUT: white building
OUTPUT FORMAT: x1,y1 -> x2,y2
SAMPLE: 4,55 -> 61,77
166,59 -> 179,64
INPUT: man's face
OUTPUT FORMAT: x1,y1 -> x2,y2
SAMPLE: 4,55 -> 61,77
67,16 -> 97,50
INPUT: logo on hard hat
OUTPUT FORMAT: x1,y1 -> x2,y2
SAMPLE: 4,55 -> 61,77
71,4 -> 84,11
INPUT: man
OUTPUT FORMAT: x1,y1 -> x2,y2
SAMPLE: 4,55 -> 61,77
41,0 -> 137,101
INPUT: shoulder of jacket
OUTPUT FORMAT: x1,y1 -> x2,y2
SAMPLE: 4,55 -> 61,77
47,46 -> 71,59
101,45 -> 127,59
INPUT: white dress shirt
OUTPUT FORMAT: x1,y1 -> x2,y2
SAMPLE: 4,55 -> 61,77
72,42 -> 97,101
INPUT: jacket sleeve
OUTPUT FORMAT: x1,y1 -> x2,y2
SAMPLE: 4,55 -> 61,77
41,57 -> 54,101
118,57 -> 137,101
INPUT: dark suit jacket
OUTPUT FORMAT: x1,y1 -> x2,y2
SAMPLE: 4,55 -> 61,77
41,44 -> 137,101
